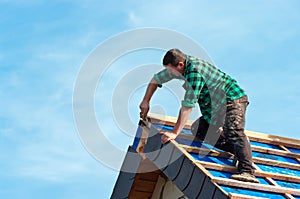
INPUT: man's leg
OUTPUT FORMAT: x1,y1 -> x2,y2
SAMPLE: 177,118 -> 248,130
192,116 -> 233,152
223,95 -> 259,183
191,116 -> 209,141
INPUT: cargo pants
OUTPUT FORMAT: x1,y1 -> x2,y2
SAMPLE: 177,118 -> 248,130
191,95 -> 254,174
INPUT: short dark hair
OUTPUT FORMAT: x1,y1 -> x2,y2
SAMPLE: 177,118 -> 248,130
162,49 -> 186,66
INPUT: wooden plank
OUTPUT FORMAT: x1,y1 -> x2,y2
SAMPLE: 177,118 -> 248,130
143,124 -> 163,161
196,161 -> 237,173
251,145 -> 300,159
129,159 -> 161,198
138,172 -> 160,182
179,144 -> 234,159
180,143 -> 300,171
252,157 -> 300,171
252,164 -> 295,199
134,180 -> 157,192
245,130 -> 300,149
228,193 -> 269,199
148,113 -> 300,149
212,177 -> 300,196
280,145 -> 300,165
135,122 -> 150,153
195,161 -> 300,184
129,190 -> 153,199
247,133 -> 300,150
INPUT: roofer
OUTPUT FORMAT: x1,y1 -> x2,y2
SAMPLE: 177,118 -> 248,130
139,48 -> 259,183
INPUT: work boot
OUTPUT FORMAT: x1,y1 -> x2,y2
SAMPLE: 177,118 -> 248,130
230,172 -> 260,183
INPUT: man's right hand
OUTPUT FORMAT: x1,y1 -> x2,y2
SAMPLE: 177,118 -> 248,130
139,100 -> 149,120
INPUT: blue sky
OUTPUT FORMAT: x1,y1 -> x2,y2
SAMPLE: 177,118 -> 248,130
1,0 -> 300,198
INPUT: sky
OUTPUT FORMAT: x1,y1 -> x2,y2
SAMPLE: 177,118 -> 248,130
1,0 -> 300,198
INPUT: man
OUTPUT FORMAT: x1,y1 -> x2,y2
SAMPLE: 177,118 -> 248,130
139,49 -> 259,183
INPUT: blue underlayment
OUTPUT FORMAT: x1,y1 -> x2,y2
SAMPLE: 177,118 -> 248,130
287,147 -> 300,154
132,125 -> 142,151
252,151 -> 299,164
175,137 -> 205,148
250,141 -> 281,150
189,152 -> 234,166
207,169 -> 270,185
152,123 -> 191,134
175,137 -> 223,152
220,185 -> 286,199
275,179 -> 300,190
256,163 -> 300,177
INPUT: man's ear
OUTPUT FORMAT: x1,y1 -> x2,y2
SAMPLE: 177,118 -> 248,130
178,61 -> 185,69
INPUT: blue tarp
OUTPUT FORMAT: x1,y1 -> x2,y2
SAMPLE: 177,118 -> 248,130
250,141 -> 281,150
207,169 -> 270,185
274,179 -> 300,190
252,151 -> 299,164
220,186 -> 286,199
257,163 -> 300,177
287,147 -> 300,154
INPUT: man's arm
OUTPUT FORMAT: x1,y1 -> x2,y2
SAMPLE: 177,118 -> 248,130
161,106 -> 193,144
139,78 -> 159,119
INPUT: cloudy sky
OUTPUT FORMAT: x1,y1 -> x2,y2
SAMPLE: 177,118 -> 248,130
1,0 -> 300,198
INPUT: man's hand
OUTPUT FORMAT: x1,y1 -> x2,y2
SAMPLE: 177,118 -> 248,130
139,100 -> 149,120
161,131 -> 178,144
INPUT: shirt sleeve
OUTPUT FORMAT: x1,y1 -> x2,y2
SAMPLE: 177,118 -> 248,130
153,68 -> 175,88
181,71 -> 204,108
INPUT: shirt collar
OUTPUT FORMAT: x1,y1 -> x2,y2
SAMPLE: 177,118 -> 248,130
183,55 -> 191,77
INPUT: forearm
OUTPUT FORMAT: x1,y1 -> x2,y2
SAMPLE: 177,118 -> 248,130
173,106 -> 193,135
142,78 -> 159,102
140,78 -> 159,118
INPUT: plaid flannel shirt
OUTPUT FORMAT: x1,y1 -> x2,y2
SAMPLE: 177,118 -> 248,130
154,55 -> 246,124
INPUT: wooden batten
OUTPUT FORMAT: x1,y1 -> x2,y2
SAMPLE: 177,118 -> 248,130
123,115 -> 300,199
148,113 -> 300,149
212,177 -> 300,196
229,193 -> 272,199
251,164 -> 295,199
280,145 -> 300,165
196,161 -> 300,184
252,156 -> 300,171
128,158 -> 163,198
251,145 -> 300,159
179,144 -> 234,158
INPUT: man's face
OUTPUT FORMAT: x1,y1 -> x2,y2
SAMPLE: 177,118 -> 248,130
166,63 -> 183,77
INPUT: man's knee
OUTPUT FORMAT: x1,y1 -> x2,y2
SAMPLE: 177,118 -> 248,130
191,116 -> 209,140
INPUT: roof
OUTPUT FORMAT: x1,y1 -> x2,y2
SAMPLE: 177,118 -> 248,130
111,113 -> 300,199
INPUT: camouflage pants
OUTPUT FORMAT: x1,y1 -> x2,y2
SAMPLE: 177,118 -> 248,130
191,95 -> 254,174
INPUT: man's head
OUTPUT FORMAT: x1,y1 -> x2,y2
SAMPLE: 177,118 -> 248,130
162,49 -> 186,76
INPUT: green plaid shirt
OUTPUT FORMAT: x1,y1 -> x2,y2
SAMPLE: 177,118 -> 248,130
154,55 -> 246,124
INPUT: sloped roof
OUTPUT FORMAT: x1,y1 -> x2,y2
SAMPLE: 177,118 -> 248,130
111,113 -> 300,199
